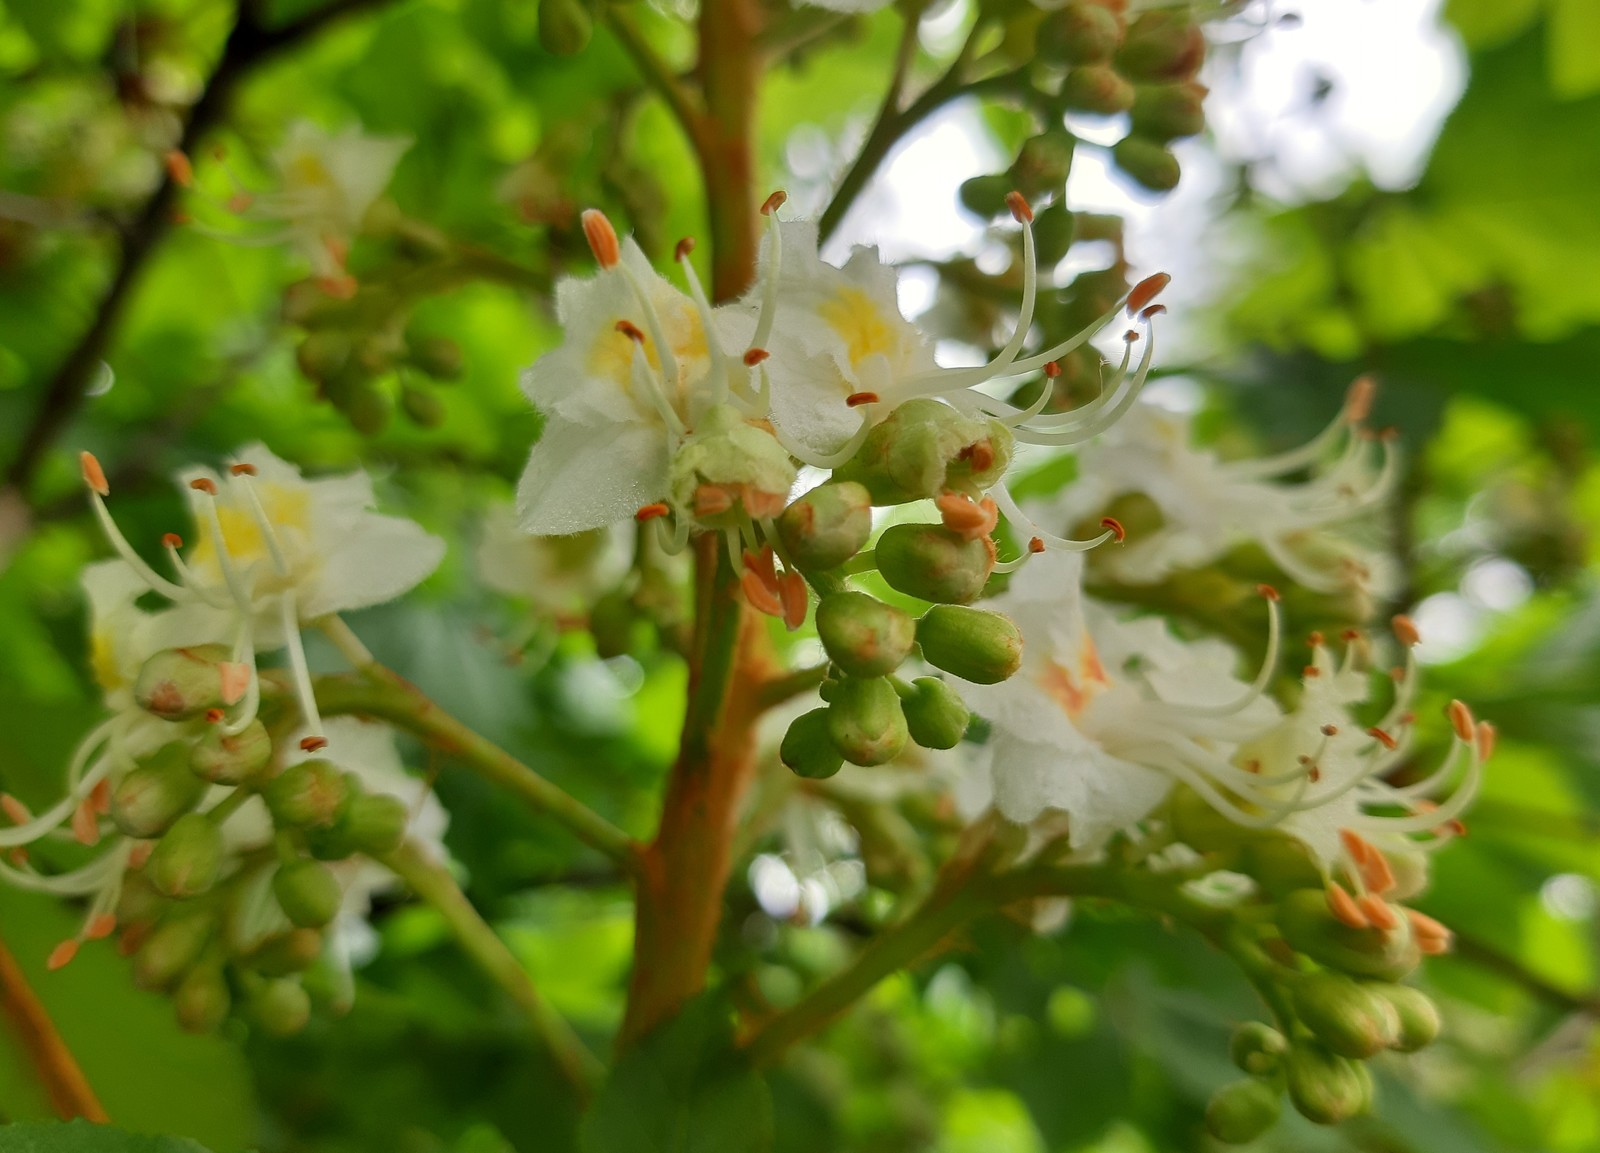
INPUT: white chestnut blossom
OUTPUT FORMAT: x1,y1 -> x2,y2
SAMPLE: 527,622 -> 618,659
477,501 -> 634,617
1030,381 -> 1399,609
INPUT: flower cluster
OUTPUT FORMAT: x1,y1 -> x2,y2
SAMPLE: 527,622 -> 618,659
0,446 -> 445,1035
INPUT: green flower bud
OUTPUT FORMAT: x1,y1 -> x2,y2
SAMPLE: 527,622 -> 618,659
115,871 -> 166,925
875,524 -> 995,605
147,813 -> 224,900
132,912 -> 213,991
342,792 -> 409,856
670,404 -> 797,529
112,742 -> 208,839
817,592 -> 917,678
1204,1078 -> 1281,1145
1292,971 -> 1400,1058
539,0 -> 592,55
133,644 -> 233,720
246,928 -> 325,977
1062,64 -> 1137,115
1116,10 -> 1205,81
400,384 -> 447,428
1031,203 -> 1078,266
408,334 -> 463,380
777,482 -> 873,571
1111,136 -> 1181,193
1241,832 -> 1324,898
834,399 -> 1012,505
1039,2 -> 1123,64
1367,983 -> 1441,1052
826,677 -> 910,767
1284,1043 -> 1366,1126
1277,888 -> 1421,981
190,719 -> 273,785
1130,81 -> 1207,142
780,708 -> 845,780
295,330 -> 352,381
343,380 -> 390,437
1011,130 -> 1077,197
1230,1021 -> 1289,1077
250,978 -> 312,1037
959,173 -> 1013,219
174,965 -> 231,1034
916,605 -> 1023,684
900,677 -> 970,750
273,860 -> 344,929
264,760 -> 352,830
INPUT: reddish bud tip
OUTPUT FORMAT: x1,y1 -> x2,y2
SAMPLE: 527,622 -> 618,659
1101,516 -> 1126,543
164,150 -> 193,187
299,736 -> 328,753
46,939 -> 80,971
1028,536 -> 1046,554
1043,360 -> 1062,379
229,462 -> 258,476
1448,699 -> 1475,743
742,348 -> 770,367
634,502 -> 670,522
845,391 -> 880,408
85,913 -> 117,941
80,452 -> 110,496
674,237 -> 696,261
760,190 -> 788,216
614,319 -> 646,343
188,478 -> 217,495
581,209 -> 621,269
1005,190 -> 1034,224
1126,272 -> 1171,315
1256,583 -> 1280,602
162,532 -> 183,549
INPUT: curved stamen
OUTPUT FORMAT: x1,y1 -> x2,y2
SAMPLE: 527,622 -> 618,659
990,483 -> 1120,553
230,468 -> 291,576
773,409 -> 874,470
626,340 -> 689,441
86,489 -> 189,602
0,759 -> 112,849
618,266 -> 681,403
751,203 -> 785,353
1152,590 -> 1281,719
222,616 -> 261,736
1008,323 -> 1157,445
192,482 -> 255,610
676,238 -> 731,406
1222,377 -> 1372,481
278,589 -> 324,748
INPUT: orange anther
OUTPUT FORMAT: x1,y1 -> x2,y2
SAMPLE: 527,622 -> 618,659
46,939 -> 80,971
1476,720 -> 1497,761
1256,583 -> 1280,602
85,913 -> 117,941
1,794 -> 31,825
189,478 -> 217,495
1358,894 -> 1400,930
1005,190 -> 1034,224
743,348 -> 770,367
1044,360 -> 1062,379
1126,272 -> 1171,315
1341,628 -> 1361,642
1123,330 -> 1139,344
218,661 -> 251,707
581,208 -> 621,269
204,708 -> 224,724
694,485 -> 735,519
1320,724 -> 1339,737
70,801 -> 99,847
1101,517 -> 1126,543
1338,828 -> 1374,865
128,842 -> 153,869
845,392 -> 879,408
227,191 -> 254,214
1308,631 -> 1324,647
1304,665 -> 1321,678
957,439 -> 995,473
740,569 -> 784,618
937,493 -> 998,542
162,532 -> 183,549
79,452 -> 109,497
90,779 -> 110,815
615,319 -> 646,343
760,190 -> 788,216
634,502 -> 670,522
1345,375 -> 1376,423
299,736 -> 328,752
164,150 -> 193,187
1366,726 -> 1398,751
674,237 -> 696,261
779,570 -> 808,632
1362,851 -> 1397,897
1028,537 -> 1046,554
229,462 -> 258,476
1326,883 -> 1369,929
1392,614 -> 1420,647
1139,304 -> 1167,319
1448,699 -> 1475,743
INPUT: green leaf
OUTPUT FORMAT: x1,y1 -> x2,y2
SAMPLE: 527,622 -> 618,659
0,1120 -> 212,1152
580,996 -> 773,1153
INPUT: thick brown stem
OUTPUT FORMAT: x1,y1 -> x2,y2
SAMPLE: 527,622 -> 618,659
0,933 -> 108,1122
696,0 -> 763,303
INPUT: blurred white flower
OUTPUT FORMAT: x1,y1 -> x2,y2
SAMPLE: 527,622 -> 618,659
476,501 -> 634,617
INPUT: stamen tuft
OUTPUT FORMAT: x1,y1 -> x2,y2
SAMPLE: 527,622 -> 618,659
46,939 -> 80,971
1100,517 -> 1126,543
581,209 -> 621,269
1005,190 -> 1034,224
760,190 -> 788,216
634,502 -> 670,522
845,392 -> 879,408
80,452 -> 109,496
1448,699 -> 1475,743
1126,272 -> 1172,315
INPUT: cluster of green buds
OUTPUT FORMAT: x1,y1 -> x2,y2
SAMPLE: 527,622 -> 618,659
97,646 -> 410,1036
771,403 -> 1030,779
287,276 -> 463,436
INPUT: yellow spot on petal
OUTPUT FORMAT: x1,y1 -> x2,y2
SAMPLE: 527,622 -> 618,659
818,287 -> 900,369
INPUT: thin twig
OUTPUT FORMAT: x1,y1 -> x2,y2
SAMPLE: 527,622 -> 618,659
0,932 -> 108,1122
606,9 -> 706,145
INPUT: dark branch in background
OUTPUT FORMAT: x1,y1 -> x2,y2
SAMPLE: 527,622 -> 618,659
0,933 -> 107,1122
3,0 -> 395,496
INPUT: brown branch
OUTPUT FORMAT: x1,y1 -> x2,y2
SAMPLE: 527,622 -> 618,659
4,0 -> 396,495
0,933 -> 108,1122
